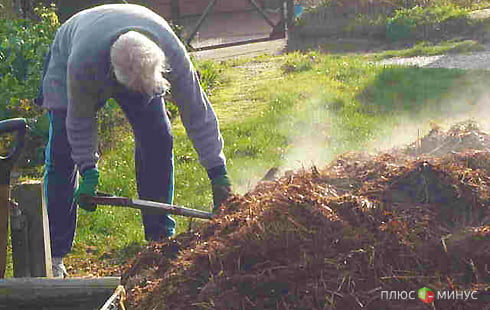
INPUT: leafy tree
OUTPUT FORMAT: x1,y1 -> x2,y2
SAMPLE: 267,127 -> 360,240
0,4 -> 59,167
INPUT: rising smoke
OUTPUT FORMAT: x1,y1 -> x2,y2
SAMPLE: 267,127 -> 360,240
281,70 -> 490,179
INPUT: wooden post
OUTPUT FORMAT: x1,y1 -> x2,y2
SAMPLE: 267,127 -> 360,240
0,185 -> 9,278
283,0 -> 294,33
10,181 -> 52,277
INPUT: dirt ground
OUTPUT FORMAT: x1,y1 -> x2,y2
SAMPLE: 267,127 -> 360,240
191,38 -> 286,60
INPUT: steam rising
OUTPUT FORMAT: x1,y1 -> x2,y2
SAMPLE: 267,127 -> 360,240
234,69 -> 490,194
281,71 -> 490,178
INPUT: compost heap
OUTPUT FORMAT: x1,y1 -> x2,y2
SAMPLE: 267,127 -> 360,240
122,120 -> 490,310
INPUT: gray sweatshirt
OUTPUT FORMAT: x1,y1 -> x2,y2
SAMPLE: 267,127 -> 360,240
40,4 -> 226,173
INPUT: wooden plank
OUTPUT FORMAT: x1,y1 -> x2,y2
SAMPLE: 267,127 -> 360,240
0,277 -> 120,309
11,181 -> 52,277
284,0 -> 294,31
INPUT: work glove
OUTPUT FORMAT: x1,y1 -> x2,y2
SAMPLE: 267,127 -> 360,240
211,174 -> 232,212
74,168 -> 99,212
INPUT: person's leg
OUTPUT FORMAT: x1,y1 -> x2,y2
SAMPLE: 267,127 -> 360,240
43,110 -> 78,258
114,92 -> 176,241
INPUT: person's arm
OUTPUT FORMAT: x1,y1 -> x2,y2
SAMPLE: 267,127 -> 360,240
66,62 -> 100,173
166,42 -> 231,210
167,47 -> 226,174
66,61 -> 101,211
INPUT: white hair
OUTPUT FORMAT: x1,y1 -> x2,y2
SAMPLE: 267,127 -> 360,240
110,31 -> 170,96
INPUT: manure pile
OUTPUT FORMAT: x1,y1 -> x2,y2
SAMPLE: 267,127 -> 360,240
121,121 -> 490,310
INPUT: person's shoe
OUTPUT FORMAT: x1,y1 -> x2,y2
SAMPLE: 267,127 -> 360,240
52,257 -> 68,278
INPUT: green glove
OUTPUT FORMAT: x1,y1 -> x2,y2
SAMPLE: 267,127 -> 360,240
74,168 -> 99,212
211,174 -> 232,212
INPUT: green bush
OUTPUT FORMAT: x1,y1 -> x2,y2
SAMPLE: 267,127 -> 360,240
0,5 -> 59,168
0,6 -> 58,116
386,4 -> 470,41
291,0 -> 490,50
194,59 -> 222,94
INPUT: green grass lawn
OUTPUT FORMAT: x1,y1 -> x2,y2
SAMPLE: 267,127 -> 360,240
15,45 -> 490,276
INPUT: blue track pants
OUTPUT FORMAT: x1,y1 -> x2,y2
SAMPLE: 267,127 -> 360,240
44,92 -> 176,258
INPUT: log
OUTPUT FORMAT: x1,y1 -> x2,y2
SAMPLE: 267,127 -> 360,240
0,277 -> 121,310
